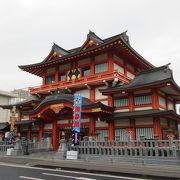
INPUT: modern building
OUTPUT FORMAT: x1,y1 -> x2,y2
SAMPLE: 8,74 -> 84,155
0,90 -> 17,139
1,31 -> 180,149
11,88 -> 30,103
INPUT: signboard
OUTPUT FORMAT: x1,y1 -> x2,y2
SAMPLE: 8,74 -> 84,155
72,94 -> 82,146
66,150 -> 78,160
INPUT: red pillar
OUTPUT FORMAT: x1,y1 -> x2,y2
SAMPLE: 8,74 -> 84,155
108,121 -> 115,141
52,120 -> 58,150
108,95 -> 113,107
89,117 -> 95,136
90,88 -> 95,102
27,125 -> 31,140
108,93 -> 114,141
39,121 -> 44,140
129,92 -> 135,111
152,89 -> 159,109
108,52 -> 114,72
153,117 -> 162,139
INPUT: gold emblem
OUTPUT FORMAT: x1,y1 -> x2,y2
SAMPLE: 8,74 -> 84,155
50,103 -> 64,113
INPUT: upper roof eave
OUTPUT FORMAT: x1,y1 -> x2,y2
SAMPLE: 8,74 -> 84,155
19,32 -> 154,75
100,65 -> 176,94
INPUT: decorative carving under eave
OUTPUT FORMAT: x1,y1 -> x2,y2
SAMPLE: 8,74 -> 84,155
67,68 -> 81,81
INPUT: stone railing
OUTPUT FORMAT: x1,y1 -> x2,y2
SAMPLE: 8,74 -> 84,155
21,138 -> 52,154
0,139 -> 52,155
70,139 -> 180,159
0,142 -> 14,154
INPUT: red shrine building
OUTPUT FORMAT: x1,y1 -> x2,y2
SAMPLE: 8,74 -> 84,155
1,31 -> 180,150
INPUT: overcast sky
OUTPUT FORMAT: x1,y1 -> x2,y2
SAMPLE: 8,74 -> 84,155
0,0 -> 180,91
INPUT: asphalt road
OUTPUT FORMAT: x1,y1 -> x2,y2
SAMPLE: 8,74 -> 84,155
0,163 -> 148,180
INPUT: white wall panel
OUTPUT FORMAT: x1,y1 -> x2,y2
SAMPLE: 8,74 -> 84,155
135,107 -> 152,111
114,119 -> 129,126
57,120 -> 69,124
100,100 -> 108,106
114,108 -> 129,112
95,120 -> 108,127
127,71 -> 135,79
95,86 -> 107,100
114,63 -> 124,74
75,89 -> 90,99
168,101 -> 174,110
81,118 -> 90,123
159,96 -> 166,108
135,117 -> 153,125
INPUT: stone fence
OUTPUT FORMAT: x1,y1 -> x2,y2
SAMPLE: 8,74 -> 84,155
0,138 -> 52,155
70,139 -> 180,159
21,138 -> 52,154
0,141 -> 15,154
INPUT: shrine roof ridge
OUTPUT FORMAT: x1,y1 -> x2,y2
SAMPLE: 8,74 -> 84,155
18,31 -> 154,76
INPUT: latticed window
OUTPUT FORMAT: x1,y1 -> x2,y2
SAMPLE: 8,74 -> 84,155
95,63 -> 108,74
114,98 -> 129,107
136,128 -> 154,140
95,130 -> 108,141
45,75 -> 55,84
134,95 -> 152,105
115,129 -> 127,141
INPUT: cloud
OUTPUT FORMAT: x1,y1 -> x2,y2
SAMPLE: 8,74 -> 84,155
0,0 -> 180,90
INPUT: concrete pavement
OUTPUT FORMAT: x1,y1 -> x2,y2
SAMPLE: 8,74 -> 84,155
0,163 -> 141,180
0,153 -> 179,179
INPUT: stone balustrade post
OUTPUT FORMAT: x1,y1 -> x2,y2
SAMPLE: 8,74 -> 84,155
55,139 -> 68,160
11,140 -> 24,155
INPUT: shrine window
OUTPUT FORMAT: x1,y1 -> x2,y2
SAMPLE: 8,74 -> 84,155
59,73 -> 66,81
94,63 -> 108,74
95,130 -> 108,141
115,129 -> 127,141
114,97 -> 129,107
45,75 -> 55,84
82,66 -> 90,77
134,95 -> 152,106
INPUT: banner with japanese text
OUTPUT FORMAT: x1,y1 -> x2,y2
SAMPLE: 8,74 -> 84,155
72,94 -> 82,146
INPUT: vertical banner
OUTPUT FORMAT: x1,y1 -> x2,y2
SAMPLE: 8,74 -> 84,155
10,106 -> 16,132
72,94 -> 82,146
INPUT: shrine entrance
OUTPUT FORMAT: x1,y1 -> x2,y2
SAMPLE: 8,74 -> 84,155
25,93 -> 113,150
58,125 -> 89,142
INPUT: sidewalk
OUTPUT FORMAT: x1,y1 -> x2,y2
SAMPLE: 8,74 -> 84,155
0,152 -> 180,179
